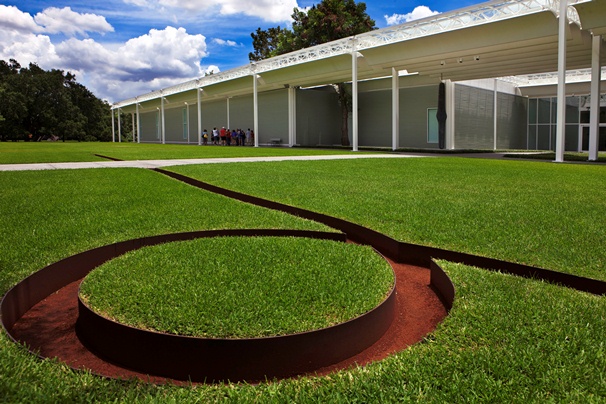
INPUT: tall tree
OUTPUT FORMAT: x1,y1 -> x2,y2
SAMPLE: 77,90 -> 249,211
250,0 -> 375,146
0,59 -> 112,141
249,26 -> 293,62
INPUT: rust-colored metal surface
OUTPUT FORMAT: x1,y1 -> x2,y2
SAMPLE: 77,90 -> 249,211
1,230 -> 345,336
94,154 -> 123,161
76,282 -> 396,382
2,230 -> 399,383
7,259 -> 446,384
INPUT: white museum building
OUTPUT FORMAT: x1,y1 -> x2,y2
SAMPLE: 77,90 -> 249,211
111,0 -> 606,161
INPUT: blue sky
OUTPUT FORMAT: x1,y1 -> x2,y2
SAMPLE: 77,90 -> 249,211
0,0 -> 481,102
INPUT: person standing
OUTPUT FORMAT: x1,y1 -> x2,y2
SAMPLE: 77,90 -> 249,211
220,127 -> 226,145
225,129 -> 231,145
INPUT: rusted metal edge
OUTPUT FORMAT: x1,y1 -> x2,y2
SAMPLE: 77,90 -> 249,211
1,230 -> 397,383
429,261 -> 456,312
94,154 -> 123,161
1,230 -> 344,336
76,275 -> 396,383
153,168 -> 606,297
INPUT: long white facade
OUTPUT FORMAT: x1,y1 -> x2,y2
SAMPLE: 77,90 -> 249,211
112,0 -> 606,158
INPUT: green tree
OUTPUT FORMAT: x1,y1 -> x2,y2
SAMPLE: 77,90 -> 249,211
248,26 -> 293,62
0,60 -> 28,141
250,0 -> 375,146
0,59 -> 112,141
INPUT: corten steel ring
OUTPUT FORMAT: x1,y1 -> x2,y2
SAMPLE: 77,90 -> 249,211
2,229 -> 398,383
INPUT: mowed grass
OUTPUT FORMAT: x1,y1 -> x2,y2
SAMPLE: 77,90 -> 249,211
1,157 -> 605,402
80,237 -> 394,338
172,157 -> 606,281
0,168 -> 329,294
0,141 -> 357,164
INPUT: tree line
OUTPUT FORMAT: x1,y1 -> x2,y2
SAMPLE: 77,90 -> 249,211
0,59 -> 114,142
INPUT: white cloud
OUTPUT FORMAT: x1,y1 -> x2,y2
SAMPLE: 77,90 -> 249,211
0,5 -> 43,33
205,65 -> 220,75
213,38 -> 241,47
152,0 -> 297,22
385,6 -> 440,26
34,7 -> 114,36
53,27 -> 208,101
0,5 -> 209,102
0,31 -> 59,68
119,26 -> 207,77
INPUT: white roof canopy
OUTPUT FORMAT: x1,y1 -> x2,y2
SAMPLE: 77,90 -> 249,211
113,0 -> 606,112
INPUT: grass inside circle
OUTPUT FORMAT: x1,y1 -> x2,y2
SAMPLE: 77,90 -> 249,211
79,237 -> 394,338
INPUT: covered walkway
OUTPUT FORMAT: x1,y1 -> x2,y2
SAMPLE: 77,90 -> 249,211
112,0 -> 606,161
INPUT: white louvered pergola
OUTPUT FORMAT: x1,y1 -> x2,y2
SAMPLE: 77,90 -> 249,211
112,0 -> 606,160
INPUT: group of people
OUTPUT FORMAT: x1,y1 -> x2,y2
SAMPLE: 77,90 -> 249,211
201,127 -> 254,146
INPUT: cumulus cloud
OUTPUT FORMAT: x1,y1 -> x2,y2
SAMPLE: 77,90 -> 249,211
119,27 -> 207,79
0,7 -> 60,68
155,0 -> 297,22
34,7 -> 114,36
0,4 -> 210,102
0,30 -> 59,67
51,27 -> 208,100
0,5 -> 43,33
205,65 -> 220,75
385,6 -> 440,26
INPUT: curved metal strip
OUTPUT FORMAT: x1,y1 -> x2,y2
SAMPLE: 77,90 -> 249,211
1,230 -> 397,383
153,168 -> 606,297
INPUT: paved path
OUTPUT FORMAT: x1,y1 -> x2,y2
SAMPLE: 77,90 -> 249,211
0,153 -> 427,172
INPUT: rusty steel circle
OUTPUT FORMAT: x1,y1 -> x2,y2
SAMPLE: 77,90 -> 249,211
2,229 -> 398,383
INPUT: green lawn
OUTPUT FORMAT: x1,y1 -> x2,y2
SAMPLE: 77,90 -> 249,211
0,141 -> 357,164
80,237 -> 393,338
171,157 -> 606,281
1,156 -> 605,402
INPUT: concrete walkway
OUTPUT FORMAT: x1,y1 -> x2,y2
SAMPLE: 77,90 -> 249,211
0,153 -> 427,172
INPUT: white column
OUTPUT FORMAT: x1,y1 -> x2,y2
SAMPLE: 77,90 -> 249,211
494,79 -> 498,150
186,102 -> 190,144
445,80 -> 456,149
227,97 -> 231,129
197,87 -> 202,145
161,97 -> 166,144
253,75 -> 259,147
555,0 -> 568,162
111,108 -> 115,142
117,108 -> 122,143
392,67 -> 400,151
136,102 -> 141,144
288,86 -> 296,147
589,35 -> 602,161
352,42 -> 359,152
131,113 -> 135,143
